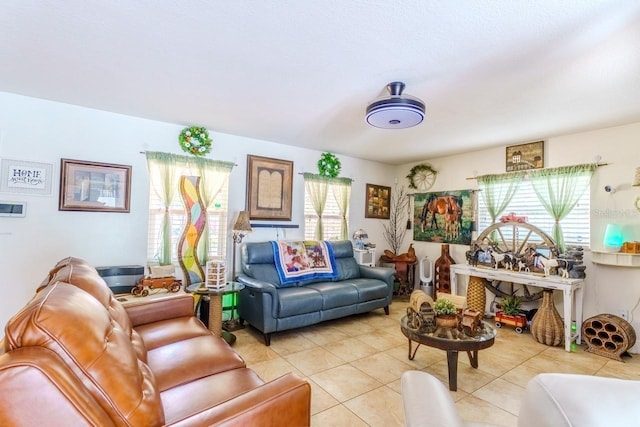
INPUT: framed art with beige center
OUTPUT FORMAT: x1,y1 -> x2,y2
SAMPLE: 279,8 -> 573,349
246,155 -> 293,220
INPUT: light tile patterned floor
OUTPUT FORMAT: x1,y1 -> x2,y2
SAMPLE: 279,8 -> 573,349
231,299 -> 640,427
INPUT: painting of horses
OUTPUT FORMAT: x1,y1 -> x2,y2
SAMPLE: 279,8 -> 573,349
413,190 -> 473,244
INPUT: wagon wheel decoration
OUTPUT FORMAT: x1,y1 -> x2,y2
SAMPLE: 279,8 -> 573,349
406,164 -> 437,191
475,221 -> 557,302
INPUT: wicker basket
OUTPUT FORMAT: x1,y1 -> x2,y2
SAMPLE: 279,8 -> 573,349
466,275 -> 486,314
410,290 -> 434,313
531,289 -> 564,346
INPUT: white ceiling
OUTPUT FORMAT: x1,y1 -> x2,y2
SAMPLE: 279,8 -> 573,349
1,1 -> 639,165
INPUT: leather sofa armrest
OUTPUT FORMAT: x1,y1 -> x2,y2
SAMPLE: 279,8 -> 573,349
123,292 -> 195,327
175,373 -> 311,426
237,275 -> 280,297
358,265 -> 395,285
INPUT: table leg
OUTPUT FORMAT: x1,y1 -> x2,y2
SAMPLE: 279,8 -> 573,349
407,338 -> 421,360
446,350 -> 459,391
563,288 -> 573,352
467,350 -> 479,368
576,286 -> 584,344
208,294 -> 236,345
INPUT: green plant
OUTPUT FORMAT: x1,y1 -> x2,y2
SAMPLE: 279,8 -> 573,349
317,152 -> 341,177
433,298 -> 457,316
501,295 -> 522,316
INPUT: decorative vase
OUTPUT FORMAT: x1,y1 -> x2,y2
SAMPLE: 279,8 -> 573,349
531,290 -> 564,346
436,314 -> 458,329
466,275 -> 486,314
434,244 -> 456,294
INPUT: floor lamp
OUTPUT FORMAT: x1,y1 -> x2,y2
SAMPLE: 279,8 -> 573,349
225,211 -> 252,332
231,211 -> 252,281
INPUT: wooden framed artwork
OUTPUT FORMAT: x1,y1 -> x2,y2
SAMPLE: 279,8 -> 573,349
506,141 -> 544,172
246,155 -> 293,220
365,183 -> 391,219
59,159 -> 131,212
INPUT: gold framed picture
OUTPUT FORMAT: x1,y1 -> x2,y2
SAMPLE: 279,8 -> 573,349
59,159 -> 131,212
506,141 -> 544,172
365,183 -> 391,219
246,155 -> 293,220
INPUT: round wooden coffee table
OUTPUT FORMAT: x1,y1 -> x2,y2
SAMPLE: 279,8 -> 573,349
400,316 -> 496,391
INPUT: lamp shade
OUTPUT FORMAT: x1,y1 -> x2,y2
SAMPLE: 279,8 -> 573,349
233,211 -> 252,233
603,224 -> 623,252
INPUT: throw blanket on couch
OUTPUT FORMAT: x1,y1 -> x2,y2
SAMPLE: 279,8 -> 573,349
271,240 -> 339,285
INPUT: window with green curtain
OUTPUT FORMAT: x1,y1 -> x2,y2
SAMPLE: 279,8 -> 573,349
146,151 -> 234,265
303,173 -> 352,240
477,165 -> 593,251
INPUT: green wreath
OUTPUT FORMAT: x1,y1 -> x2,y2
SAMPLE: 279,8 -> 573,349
179,126 -> 212,157
318,152 -> 341,178
406,163 -> 437,190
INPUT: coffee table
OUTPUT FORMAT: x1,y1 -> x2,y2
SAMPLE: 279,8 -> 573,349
400,316 -> 496,391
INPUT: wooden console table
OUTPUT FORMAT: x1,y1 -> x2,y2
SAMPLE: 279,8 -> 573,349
450,264 -> 584,352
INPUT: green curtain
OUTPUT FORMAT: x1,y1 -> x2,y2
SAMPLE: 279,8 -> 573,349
477,171 -> 526,225
477,172 -> 525,243
303,173 -> 330,239
330,177 -> 353,240
146,152 -> 179,265
146,151 -> 234,265
188,156 -> 234,264
529,164 -> 596,253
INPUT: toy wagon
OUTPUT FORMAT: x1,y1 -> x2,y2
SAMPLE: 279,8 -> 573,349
131,265 -> 182,297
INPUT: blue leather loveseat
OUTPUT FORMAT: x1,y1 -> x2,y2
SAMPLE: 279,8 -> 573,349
237,240 -> 395,345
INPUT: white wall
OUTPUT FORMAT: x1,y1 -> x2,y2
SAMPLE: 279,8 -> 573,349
0,92 -> 396,326
3,90 -> 639,353
396,121 -> 640,351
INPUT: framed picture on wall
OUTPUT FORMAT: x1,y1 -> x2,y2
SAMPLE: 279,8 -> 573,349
246,155 -> 293,220
59,159 -> 131,212
506,141 -> 544,172
365,183 -> 391,219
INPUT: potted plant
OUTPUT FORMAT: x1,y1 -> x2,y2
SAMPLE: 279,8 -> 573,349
433,297 -> 458,329
495,295 -> 528,333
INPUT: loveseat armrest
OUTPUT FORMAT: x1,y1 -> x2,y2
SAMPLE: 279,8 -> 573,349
359,265 -> 395,285
172,373 -> 311,427
236,275 -> 280,298
123,291 -> 195,327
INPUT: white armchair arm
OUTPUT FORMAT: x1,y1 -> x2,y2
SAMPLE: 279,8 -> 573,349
401,371 -> 466,427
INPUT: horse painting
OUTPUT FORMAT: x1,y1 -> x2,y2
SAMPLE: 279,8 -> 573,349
413,190 -> 472,245
419,194 -> 462,234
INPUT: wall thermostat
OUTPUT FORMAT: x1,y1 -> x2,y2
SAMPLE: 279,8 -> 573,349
0,201 -> 26,217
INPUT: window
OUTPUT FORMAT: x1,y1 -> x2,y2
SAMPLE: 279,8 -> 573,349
146,153 -> 232,265
303,174 -> 352,241
477,178 -> 591,248
304,190 -> 343,240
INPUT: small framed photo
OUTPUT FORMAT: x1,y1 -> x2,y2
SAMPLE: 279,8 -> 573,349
246,155 -> 293,220
365,183 -> 391,219
59,159 -> 131,213
506,141 -> 544,172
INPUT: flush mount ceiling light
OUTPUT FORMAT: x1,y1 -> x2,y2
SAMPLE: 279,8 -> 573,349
366,81 -> 425,129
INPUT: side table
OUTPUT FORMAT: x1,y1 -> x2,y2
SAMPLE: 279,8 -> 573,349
186,282 -> 245,345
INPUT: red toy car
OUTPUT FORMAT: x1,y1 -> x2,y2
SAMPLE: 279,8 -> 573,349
494,311 -> 528,334
499,212 -> 528,223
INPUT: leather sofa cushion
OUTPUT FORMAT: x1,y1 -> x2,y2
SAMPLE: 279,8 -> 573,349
134,316 -> 211,350
147,334 -> 245,391
348,278 -> 390,301
4,282 -> 164,426
277,287 -> 324,317
305,282 -> 359,309
332,257 -> 361,281
160,368 -> 265,424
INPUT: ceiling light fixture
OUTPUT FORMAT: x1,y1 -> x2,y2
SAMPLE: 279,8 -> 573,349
366,81 -> 425,129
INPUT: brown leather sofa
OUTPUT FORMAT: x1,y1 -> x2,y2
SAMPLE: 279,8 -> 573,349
0,257 -> 311,426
